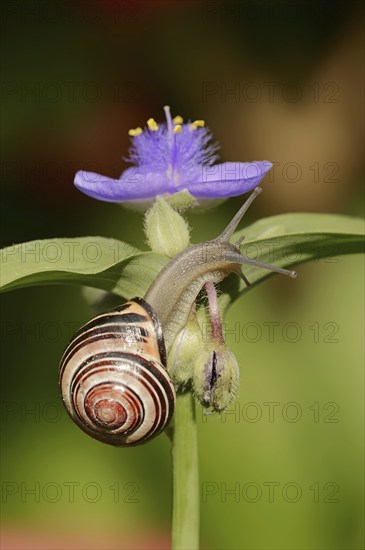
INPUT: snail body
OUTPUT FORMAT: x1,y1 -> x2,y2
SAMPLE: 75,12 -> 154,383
59,187 -> 296,446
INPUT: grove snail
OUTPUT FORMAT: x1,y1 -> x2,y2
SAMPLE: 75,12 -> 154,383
59,187 -> 296,446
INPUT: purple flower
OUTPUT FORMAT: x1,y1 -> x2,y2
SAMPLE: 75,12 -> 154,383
74,106 -> 272,202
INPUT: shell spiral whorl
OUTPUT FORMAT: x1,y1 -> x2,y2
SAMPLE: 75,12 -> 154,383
59,298 -> 176,446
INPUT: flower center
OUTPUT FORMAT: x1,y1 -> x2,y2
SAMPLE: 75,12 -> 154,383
126,107 -> 211,188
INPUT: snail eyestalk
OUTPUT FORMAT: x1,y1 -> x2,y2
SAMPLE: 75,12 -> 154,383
218,185 -> 262,242
225,251 -> 298,279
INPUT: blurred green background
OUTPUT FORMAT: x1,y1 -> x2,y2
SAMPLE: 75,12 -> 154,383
1,1 -> 364,549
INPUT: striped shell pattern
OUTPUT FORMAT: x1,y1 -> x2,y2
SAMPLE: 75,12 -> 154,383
59,297 -> 176,446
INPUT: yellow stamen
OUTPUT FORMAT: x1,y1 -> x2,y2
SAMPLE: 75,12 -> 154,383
128,127 -> 143,137
147,118 -> 159,131
174,124 -> 182,133
173,115 -> 184,125
190,119 -> 205,130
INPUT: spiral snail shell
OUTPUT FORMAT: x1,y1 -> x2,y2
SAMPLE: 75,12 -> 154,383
59,298 -> 175,446
59,187 -> 296,446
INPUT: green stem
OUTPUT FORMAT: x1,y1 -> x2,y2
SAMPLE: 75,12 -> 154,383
172,390 -> 199,550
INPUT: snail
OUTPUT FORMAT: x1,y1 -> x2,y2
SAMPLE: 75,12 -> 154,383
59,187 -> 296,446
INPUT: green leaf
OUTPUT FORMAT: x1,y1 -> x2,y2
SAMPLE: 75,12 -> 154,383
0,237 -> 167,298
218,212 -> 364,310
0,214 -> 363,307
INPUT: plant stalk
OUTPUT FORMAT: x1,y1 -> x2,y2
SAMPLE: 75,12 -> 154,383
172,390 -> 199,549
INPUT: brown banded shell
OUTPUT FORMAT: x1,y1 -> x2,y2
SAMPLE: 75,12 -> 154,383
59,298 -> 176,446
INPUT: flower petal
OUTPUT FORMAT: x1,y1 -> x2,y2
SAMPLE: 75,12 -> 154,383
182,161 -> 273,198
74,167 -> 170,202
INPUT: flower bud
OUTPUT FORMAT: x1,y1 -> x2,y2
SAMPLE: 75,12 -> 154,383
193,343 -> 239,412
144,197 -> 190,257
168,311 -> 204,388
